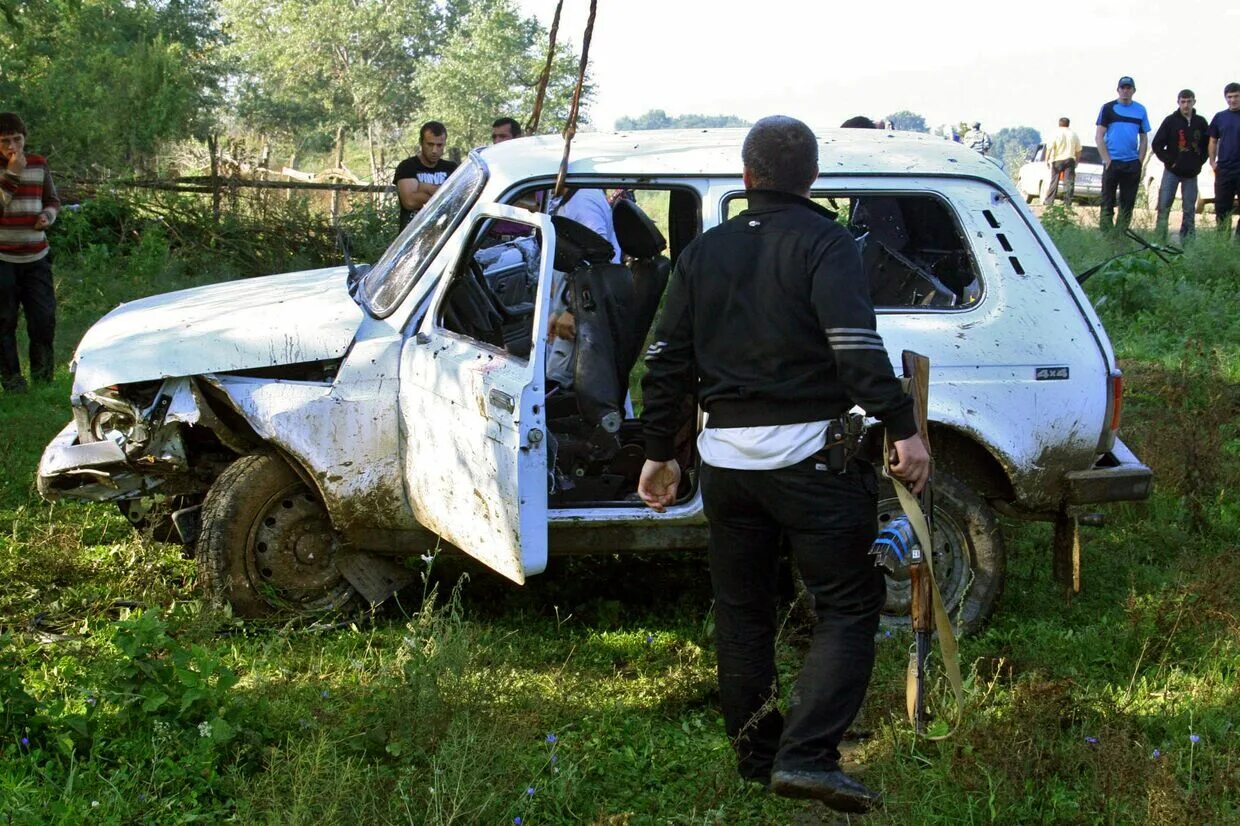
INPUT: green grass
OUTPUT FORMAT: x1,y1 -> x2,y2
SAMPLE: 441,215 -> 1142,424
1,214 -> 1238,824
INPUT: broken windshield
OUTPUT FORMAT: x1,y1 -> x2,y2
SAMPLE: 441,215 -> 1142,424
360,155 -> 488,318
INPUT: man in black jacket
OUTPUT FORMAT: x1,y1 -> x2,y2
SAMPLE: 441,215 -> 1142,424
1151,90 -> 1210,238
637,116 -> 929,813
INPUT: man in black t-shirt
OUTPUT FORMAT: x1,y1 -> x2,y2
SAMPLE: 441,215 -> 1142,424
393,121 -> 458,230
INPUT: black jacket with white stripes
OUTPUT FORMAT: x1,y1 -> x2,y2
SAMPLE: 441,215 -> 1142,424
640,189 -> 917,462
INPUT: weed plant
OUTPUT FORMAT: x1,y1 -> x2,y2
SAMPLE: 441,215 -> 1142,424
0,205 -> 1237,823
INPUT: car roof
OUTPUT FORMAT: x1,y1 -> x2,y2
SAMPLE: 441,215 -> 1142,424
476,128 -> 1013,187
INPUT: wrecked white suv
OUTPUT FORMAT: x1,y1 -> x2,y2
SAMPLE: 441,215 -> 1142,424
38,129 -> 1152,631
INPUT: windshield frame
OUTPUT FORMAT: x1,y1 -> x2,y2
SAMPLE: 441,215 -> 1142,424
360,153 -> 489,319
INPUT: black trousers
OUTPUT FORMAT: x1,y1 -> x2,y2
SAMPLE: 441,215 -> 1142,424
700,457 -> 884,779
0,255 -> 56,385
1215,167 -> 1240,237
1099,159 -> 1141,232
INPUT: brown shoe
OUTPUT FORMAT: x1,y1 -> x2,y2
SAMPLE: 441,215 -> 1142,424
770,769 -> 882,813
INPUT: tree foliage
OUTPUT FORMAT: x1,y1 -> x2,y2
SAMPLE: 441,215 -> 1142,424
0,0 -> 225,175
614,110 -> 750,131
416,0 -> 585,154
886,110 -> 930,133
991,126 -> 1041,174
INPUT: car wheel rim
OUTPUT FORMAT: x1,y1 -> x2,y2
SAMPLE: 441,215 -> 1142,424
878,494 -> 972,620
245,482 -> 355,612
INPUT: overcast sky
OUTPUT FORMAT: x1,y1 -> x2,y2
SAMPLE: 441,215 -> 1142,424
516,0 -> 1240,139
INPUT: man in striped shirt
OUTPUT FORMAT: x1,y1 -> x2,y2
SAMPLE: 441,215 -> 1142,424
0,112 -> 60,392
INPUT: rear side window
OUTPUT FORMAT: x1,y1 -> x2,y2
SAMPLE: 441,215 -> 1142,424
723,191 -> 982,310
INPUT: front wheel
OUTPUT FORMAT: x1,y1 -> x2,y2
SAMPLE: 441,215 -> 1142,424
878,471 -> 1005,635
197,453 -> 358,617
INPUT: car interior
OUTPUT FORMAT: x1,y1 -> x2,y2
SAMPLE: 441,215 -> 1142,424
437,186 -> 982,508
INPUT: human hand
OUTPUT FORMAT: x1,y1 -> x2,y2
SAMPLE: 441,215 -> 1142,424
5,149 -> 25,176
33,209 -> 53,230
1210,157 -> 1219,172
889,434 -> 931,496
637,459 -> 680,512
548,311 -> 576,342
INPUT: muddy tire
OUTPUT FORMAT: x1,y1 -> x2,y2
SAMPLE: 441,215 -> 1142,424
197,453 -> 358,618
878,471 -> 1005,636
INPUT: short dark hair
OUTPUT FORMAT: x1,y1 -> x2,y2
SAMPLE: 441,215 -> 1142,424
1226,82 -> 1240,95
1178,89 -> 1196,100
1059,117 -> 1070,127
0,112 -> 27,136
840,116 -> 875,129
420,121 -> 447,142
742,115 -> 818,193
492,117 -> 522,137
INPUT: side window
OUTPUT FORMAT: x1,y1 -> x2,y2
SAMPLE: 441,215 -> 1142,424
438,222 -> 543,361
721,191 -> 982,310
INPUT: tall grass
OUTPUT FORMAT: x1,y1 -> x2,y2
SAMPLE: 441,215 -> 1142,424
0,205 -> 1237,823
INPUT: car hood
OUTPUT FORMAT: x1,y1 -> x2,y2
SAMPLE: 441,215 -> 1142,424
73,266 -> 363,392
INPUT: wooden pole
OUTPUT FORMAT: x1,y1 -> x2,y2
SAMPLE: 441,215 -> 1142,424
553,0 -> 596,199
527,0 -> 563,134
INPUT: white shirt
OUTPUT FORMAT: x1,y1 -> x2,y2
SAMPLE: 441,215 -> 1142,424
698,420 -> 830,470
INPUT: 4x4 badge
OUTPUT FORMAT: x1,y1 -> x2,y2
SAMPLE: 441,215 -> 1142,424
1035,366 -> 1070,380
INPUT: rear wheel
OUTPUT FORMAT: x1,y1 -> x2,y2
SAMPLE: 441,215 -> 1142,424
197,453 -> 358,617
878,471 -> 1005,635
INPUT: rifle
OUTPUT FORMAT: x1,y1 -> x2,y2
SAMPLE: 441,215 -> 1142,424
877,351 -> 965,735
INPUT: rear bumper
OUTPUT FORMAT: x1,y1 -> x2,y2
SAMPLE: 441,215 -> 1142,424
1063,438 -> 1152,505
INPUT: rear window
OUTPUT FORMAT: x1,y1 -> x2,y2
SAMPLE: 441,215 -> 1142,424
724,191 -> 981,310
1080,146 -> 1103,165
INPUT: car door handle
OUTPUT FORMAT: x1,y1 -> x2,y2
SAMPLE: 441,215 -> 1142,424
489,389 -> 515,413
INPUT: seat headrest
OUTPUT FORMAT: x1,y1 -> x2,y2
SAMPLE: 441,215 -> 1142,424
551,215 -> 616,271
612,198 -> 667,260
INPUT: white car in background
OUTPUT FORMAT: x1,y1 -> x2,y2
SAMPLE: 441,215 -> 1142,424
1143,155 -> 1216,214
1018,144 -> 1105,204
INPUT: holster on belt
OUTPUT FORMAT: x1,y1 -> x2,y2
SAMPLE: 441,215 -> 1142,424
812,413 -> 866,473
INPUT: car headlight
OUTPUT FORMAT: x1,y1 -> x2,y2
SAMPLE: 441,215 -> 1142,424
84,391 -> 150,451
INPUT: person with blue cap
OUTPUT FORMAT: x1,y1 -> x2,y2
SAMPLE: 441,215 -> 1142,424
1095,76 -> 1151,232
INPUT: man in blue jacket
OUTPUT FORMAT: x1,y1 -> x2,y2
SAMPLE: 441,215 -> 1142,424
1151,90 -> 1210,238
1096,76 -> 1151,233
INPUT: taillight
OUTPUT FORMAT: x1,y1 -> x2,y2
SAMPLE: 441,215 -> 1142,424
1109,372 -> 1124,433
1097,369 -> 1123,454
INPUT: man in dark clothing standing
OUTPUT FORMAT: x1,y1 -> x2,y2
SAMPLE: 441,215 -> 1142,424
637,116 -> 929,813
1151,90 -> 1210,238
1208,82 -> 1240,238
393,121 -> 458,231
0,112 -> 60,394
1096,76 -> 1151,233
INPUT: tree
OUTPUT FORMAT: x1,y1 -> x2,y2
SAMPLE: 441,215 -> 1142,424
221,0 -> 445,185
992,126 -> 1042,173
886,110 -> 929,133
0,0 -> 225,176
614,110 -> 750,130
415,0 -> 584,155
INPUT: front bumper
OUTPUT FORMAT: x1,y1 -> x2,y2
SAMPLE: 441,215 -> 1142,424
37,421 -> 151,502
1063,438 -> 1152,505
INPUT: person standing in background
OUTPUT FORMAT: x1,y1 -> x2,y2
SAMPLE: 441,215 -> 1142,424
1043,117 -> 1082,207
1150,90 -> 1209,238
393,121 -> 457,231
1208,82 -> 1240,238
1095,76 -> 1150,233
0,112 -> 60,394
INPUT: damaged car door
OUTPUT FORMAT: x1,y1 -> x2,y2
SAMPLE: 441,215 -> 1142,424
399,206 -> 555,584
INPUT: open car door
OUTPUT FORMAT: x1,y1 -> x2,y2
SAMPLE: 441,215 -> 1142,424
399,205 -> 554,583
